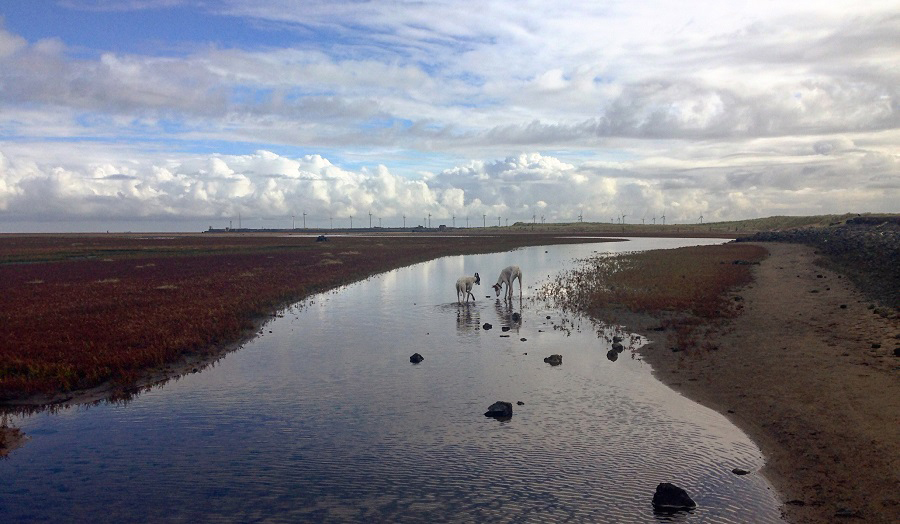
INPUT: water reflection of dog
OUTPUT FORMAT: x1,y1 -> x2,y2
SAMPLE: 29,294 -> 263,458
494,299 -> 522,332
456,303 -> 481,332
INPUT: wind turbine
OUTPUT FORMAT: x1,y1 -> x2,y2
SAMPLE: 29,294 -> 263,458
660,214 -> 666,226
699,214 -> 704,224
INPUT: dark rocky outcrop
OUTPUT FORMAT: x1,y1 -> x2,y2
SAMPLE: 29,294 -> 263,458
483,323 -> 493,330
652,482 -> 696,511
409,353 -> 424,364
502,326 -> 510,332
612,342 -> 624,352
484,401 -> 513,418
511,312 -> 521,322
606,349 -> 619,362
737,218 -> 900,308
543,354 -> 562,366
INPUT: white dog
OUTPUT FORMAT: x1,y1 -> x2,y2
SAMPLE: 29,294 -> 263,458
456,272 -> 481,303
492,265 -> 522,300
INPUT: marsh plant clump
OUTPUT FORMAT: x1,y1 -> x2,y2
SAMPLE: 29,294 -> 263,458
539,243 -> 768,353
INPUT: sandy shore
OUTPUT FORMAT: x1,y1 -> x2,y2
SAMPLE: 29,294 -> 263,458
636,242 -> 899,523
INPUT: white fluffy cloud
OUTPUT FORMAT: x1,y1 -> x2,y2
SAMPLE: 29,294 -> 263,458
1,143 -> 895,231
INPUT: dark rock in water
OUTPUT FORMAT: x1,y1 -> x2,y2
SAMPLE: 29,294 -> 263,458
500,335 -> 510,338
516,401 -> 524,405
409,353 -> 424,363
612,342 -> 624,352
606,349 -> 619,362
316,235 -> 328,242
484,401 -> 513,418
543,354 -> 562,366
520,338 -> 527,342
612,335 -> 624,343
652,483 -> 696,510
483,323 -> 492,330
546,315 -> 551,319
732,468 -> 750,475
511,312 -> 521,322
502,326 -> 510,332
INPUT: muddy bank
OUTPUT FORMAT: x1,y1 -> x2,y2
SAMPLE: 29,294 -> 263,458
634,243 -> 899,523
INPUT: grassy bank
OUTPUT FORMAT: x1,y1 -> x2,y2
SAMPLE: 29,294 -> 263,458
0,232 -> 618,403
539,242 -> 768,351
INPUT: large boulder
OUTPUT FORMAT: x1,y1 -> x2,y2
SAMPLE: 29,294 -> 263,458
484,401 -> 513,418
652,483 -> 696,511
543,354 -> 562,366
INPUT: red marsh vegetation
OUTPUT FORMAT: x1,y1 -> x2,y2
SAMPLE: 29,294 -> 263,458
540,242 -> 768,351
0,233 -> 615,402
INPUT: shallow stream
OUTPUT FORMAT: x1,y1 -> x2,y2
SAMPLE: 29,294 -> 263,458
1,238 -> 782,523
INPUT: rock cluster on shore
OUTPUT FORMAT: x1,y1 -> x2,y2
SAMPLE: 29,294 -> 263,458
737,217 -> 899,308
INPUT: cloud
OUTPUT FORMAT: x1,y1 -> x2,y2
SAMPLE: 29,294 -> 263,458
0,1 -> 898,231
2,145 -> 895,231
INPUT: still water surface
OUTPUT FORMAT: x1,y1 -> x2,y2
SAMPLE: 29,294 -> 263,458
1,238 -> 782,523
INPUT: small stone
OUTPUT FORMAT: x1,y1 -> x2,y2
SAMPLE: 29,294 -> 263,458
502,326 -> 510,332
483,323 -> 492,330
410,353 -> 424,364
484,401 -> 513,418
732,468 -> 750,475
612,342 -> 624,352
546,315 -> 551,319
652,483 -> 696,510
516,401 -> 524,405
520,338 -> 527,342
543,354 -> 562,366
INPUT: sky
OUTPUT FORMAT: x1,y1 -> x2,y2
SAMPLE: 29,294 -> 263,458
0,0 -> 898,232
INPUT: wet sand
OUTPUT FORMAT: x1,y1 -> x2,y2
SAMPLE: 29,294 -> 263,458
636,243 -> 899,523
